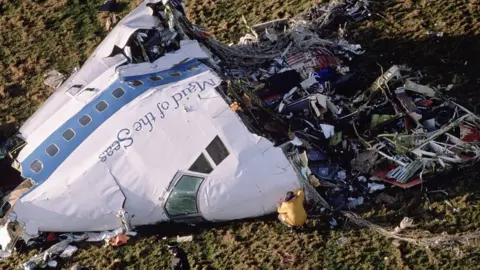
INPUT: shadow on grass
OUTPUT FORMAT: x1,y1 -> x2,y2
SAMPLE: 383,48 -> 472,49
4,84 -> 27,99
0,122 -> 17,140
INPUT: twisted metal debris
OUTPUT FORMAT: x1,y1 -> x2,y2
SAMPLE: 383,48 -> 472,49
175,0 -> 480,249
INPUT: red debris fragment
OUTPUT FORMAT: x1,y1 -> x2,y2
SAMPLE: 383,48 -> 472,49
46,232 -> 57,242
374,167 -> 423,189
109,234 -> 130,247
460,124 -> 480,142
417,100 -> 433,107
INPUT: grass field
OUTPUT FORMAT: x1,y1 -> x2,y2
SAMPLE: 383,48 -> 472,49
2,0 -> 480,269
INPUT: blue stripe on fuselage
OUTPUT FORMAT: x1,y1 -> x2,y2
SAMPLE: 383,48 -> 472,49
21,59 -> 210,194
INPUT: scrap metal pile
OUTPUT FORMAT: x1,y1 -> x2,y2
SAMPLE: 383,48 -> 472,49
173,0 -> 480,207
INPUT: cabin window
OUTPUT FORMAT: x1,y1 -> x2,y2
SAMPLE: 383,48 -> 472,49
169,71 -> 182,77
30,160 -> 43,174
79,115 -> 92,127
150,76 -> 163,81
206,136 -> 229,165
189,154 -> 213,174
95,101 -> 109,112
46,144 -> 59,157
112,88 -> 125,98
128,80 -> 143,87
187,65 -> 200,71
165,175 -> 204,216
62,128 -> 75,141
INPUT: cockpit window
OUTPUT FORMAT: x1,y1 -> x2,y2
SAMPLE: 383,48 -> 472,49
165,175 -> 204,216
189,154 -> 213,174
206,136 -> 229,165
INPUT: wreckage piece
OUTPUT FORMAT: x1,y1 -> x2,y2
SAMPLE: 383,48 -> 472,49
0,179 -> 34,220
460,123 -> 480,142
395,88 -> 418,112
0,180 -> 34,258
385,160 -> 423,184
109,234 -> 130,247
404,80 -> 437,98
21,235 -> 85,269
43,70 -> 66,89
286,50 -> 340,77
414,115 -> 479,154
251,18 -> 288,39
369,65 -> 403,93
181,3 -> 361,70
99,0 -> 117,13
0,220 -> 21,258
59,245 -> 78,258
370,114 -> 397,129
351,150 -> 378,174
280,94 -> 329,118
372,168 -> 423,189
309,164 -> 345,182
347,0 -> 372,22
2,1 -> 303,236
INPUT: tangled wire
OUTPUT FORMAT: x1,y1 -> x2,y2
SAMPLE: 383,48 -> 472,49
173,0 -> 480,250
175,0 -> 357,70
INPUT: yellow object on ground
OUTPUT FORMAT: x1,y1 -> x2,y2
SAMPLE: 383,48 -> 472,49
277,189 -> 307,227
230,102 -> 241,111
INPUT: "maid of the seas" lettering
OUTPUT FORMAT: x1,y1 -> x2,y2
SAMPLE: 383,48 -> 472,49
98,78 -> 217,162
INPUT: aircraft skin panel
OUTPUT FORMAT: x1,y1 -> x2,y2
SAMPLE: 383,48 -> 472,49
19,59 -> 209,197
197,121 -> 299,221
16,68 -> 299,231
11,0 -> 301,233
15,164 -> 125,233
18,54 -> 128,154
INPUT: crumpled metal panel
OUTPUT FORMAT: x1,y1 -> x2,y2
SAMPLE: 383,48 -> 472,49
385,160 -> 423,183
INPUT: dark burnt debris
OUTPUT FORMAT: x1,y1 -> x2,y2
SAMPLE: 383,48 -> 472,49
91,0 -> 480,210
185,0 -> 480,208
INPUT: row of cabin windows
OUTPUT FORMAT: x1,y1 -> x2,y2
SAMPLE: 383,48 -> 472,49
29,66 -> 201,174
29,87 -> 127,174
66,65 -> 200,96
125,65 -> 201,88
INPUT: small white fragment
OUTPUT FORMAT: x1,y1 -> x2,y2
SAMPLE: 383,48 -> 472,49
177,235 -> 193,242
47,260 -> 58,267
368,182 -> 385,193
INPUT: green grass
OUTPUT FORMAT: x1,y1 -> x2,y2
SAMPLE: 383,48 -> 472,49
2,0 -> 480,269
0,0 -> 138,127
